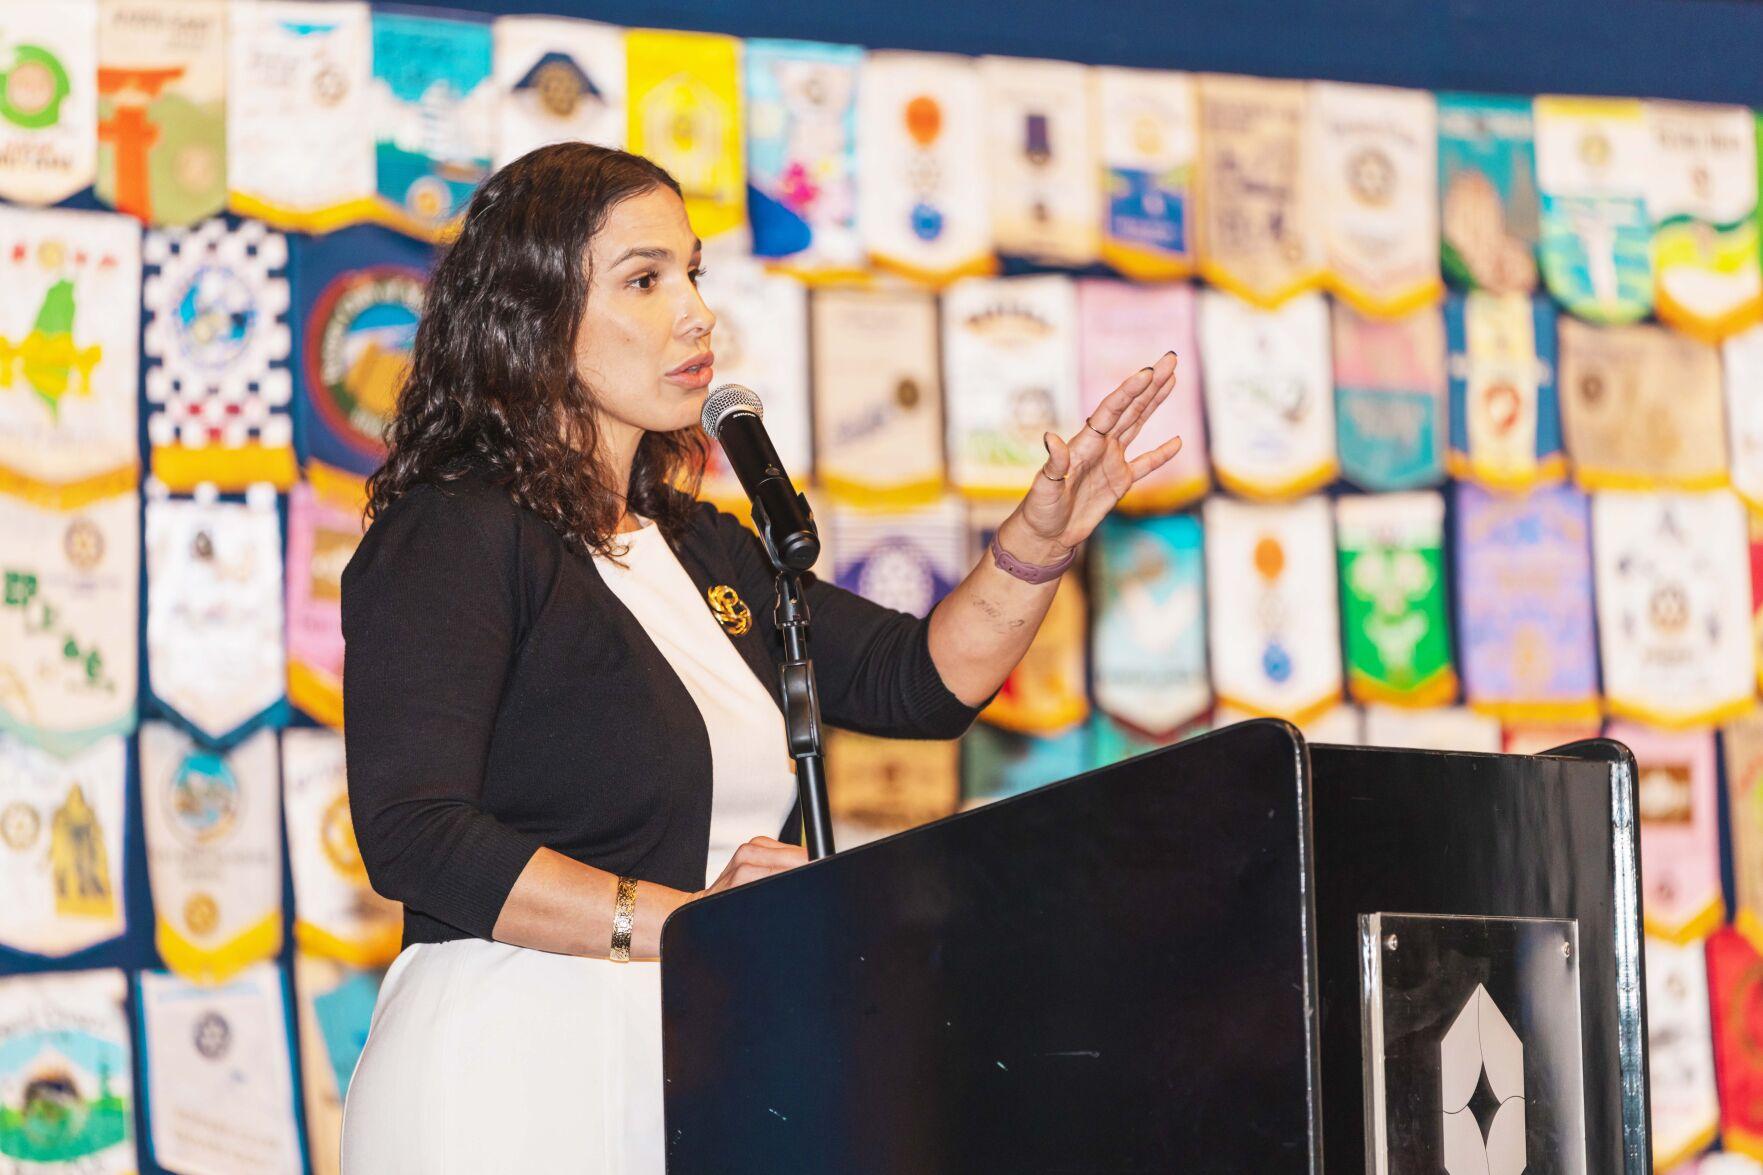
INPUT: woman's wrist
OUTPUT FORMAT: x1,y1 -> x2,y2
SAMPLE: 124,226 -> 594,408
995,512 -> 1073,569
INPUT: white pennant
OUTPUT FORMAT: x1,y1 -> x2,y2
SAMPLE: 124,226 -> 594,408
980,56 -> 1099,266
282,727 -> 401,967
493,15 -> 625,165
0,968 -> 136,1173
0,0 -> 98,206
0,733 -> 126,957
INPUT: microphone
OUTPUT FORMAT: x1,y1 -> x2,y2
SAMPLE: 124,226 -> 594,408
701,384 -> 820,572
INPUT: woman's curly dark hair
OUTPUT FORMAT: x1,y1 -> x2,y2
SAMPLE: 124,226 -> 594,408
364,143 -> 708,556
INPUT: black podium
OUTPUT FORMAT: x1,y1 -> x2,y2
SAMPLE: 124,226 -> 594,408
659,720 -> 1651,1173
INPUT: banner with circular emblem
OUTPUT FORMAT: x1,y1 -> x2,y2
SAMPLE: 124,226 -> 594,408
1645,101 -> 1762,342
626,28 -> 746,246
1534,95 -> 1654,325
0,733 -> 125,959
0,0 -> 97,208
493,15 -> 626,169
0,967 -> 135,1173
744,38 -> 862,276
980,55 -> 1099,268
140,723 -> 283,984
1095,67 -> 1196,281
136,963 -> 302,1175
1089,512 -> 1210,738
1445,291 -> 1565,490
227,0 -> 376,233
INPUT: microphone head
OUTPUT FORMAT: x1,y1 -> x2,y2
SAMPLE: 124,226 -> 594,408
701,383 -> 762,440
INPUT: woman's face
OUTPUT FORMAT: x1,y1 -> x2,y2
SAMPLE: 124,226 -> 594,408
576,186 -> 717,440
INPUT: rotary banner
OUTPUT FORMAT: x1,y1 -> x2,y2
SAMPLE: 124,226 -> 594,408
285,475 -> 361,730
1076,279 -> 1207,510
1615,721 -> 1726,943
1534,95 -> 1653,324
1726,710 -> 1763,944
941,274 -> 1081,498
1195,74 -> 1321,307
1445,292 -> 1564,489
1202,494 -> 1342,720
1309,82 -> 1441,318
1197,288 -> 1336,499
980,55 -> 1099,267
140,723 -> 283,984
0,489 -> 137,757
1646,101 -> 1762,342
1090,513 -> 1210,737
1707,926 -> 1763,1162
971,503 -> 1088,735
227,0 -> 376,232
369,8 -> 495,240
857,51 -> 992,283
1454,482 -> 1600,723
1331,302 -> 1448,491
626,28 -> 745,244
95,0 -> 227,228
143,217 -> 296,492
0,205 -> 141,503
0,733 -> 126,959
1645,934 -> 1723,1169
493,15 -> 626,166
824,730 -> 960,831
1593,490 -> 1755,728
1724,324 -> 1763,510
1095,67 -> 1195,280
282,728 -> 401,967
1334,491 -> 1456,706
0,968 -> 135,1173
1436,92 -> 1539,295
743,38 -> 861,274
809,287 -> 944,504
826,497 -> 963,620
0,0 -> 98,208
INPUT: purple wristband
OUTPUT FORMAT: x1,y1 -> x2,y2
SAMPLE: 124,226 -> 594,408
989,533 -> 1075,584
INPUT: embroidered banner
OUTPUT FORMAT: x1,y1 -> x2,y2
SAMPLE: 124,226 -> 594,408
1725,324 -> 1763,510
743,39 -> 860,273
143,218 -> 295,492
145,487 -> 287,742
1203,494 -> 1342,720
1436,93 -> 1540,294
137,964 -> 302,1173
942,274 -> 1081,498
95,0 -> 226,227
1195,74 -> 1321,307
1090,513 -> 1210,737
980,55 -> 1098,267
1335,491 -> 1456,706
1613,721 -> 1727,942
827,497 -> 963,619
283,727 -> 400,967
960,722 -> 1089,805
141,723 -> 283,984
1445,291 -> 1564,489
979,573 -> 1089,736
825,730 -> 960,831
369,9 -> 494,241
0,733 -> 125,958
1534,96 -> 1653,324
1331,301 -> 1447,491
289,224 -> 432,480
858,51 -> 992,284
0,489 -> 137,757
227,0 -> 375,232
809,287 -> 943,505
494,15 -> 625,166
1729,710 -> 1763,945
1594,490 -> 1755,727
0,205 -> 140,500
293,953 -> 382,1175
1197,288 -> 1336,499
1076,279 -> 1208,510
627,29 -> 744,245
1707,925 -> 1763,1161
1559,318 -> 1728,490
0,0 -> 98,207
286,475 -> 362,729
1095,66 -> 1195,280
1647,101 -> 1762,341
0,968 -> 135,1173
1454,482 -> 1600,723
695,254 -> 809,506
1309,81 -> 1441,317
1645,934 -> 1723,1169
1361,704 -> 1502,752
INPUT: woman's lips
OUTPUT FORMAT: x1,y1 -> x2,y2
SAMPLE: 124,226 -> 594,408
664,353 -> 715,389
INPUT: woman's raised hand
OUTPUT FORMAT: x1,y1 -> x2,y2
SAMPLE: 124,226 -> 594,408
1012,350 -> 1184,553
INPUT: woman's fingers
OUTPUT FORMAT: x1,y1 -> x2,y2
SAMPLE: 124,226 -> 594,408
1127,434 -> 1185,482
1075,364 -> 1158,450
1117,363 -> 1180,448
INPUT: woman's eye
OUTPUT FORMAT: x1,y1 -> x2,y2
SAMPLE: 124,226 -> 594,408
689,267 -> 706,284
630,272 -> 656,290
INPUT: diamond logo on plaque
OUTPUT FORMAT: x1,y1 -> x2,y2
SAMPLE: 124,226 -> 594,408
1361,912 -> 1588,1174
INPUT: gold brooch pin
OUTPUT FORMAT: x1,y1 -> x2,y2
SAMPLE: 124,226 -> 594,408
707,584 -> 752,636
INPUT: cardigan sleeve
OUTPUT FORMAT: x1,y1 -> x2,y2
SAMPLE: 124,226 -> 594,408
340,482 -> 545,940
703,502 -> 986,740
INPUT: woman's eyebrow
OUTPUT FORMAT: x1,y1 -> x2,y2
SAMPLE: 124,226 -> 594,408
609,238 -> 704,267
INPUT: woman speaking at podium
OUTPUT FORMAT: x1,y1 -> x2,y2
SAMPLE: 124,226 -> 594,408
336,142 -> 1183,1172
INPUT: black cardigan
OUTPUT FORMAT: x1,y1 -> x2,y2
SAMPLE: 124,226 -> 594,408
340,471 -> 982,948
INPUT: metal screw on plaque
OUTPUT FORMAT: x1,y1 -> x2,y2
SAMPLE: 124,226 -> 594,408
1385,934 -> 1399,952
1562,940 -> 1573,959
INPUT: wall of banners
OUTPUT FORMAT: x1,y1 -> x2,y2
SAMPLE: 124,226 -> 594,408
2,2 -> 1763,1173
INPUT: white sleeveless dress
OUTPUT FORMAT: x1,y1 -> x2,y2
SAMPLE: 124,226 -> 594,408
339,519 -> 799,1174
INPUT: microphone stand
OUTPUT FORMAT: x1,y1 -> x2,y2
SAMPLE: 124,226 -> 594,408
754,500 -> 836,860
